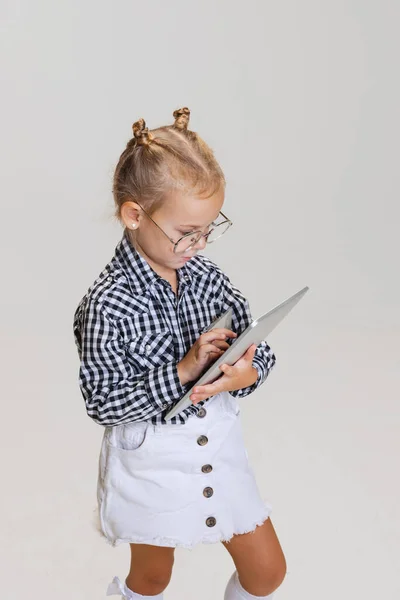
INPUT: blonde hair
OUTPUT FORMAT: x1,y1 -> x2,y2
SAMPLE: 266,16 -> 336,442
112,107 -> 226,227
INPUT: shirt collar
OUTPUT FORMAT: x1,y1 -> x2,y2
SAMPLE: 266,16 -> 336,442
114,230 -> 210,295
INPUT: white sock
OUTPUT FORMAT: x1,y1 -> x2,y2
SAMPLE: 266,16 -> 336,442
224,571 -> 275,600
106,576 -> 164,599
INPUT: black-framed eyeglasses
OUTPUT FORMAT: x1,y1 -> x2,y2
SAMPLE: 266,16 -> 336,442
134,202 -> 233,254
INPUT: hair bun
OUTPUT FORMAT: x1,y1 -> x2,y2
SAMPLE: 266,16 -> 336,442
173,107 -> 190,131
132,118 -> 153,146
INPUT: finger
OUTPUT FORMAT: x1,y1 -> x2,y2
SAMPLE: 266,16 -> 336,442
210,328 -> 238,337
192,383 -> 217,396
246,343 -> 257,358
203,328 -> 237,342
199,344 -> 227,357
191,394 -> 209,404
190,394 -> 207,404
192,379 -> 224,398
219,363 -> 235,376
210,340 -> 230,351
191,388 -> 213,401
241,344 -> 256,361
231,344 -> 256,367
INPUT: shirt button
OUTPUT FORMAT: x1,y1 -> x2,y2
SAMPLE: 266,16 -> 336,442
196,407 -> 207,419
202,464 -> 213,474
162,403 -> 168,409
206,517 -> 216,527
197,435 -> 208,446
203,487 -> 214,498
145,344 -> 151,354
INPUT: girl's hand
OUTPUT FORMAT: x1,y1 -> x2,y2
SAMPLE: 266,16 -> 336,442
189,344 -> 259,404
177,328 -> 238,386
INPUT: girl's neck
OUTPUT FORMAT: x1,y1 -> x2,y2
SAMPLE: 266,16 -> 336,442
128,233 -> 178,293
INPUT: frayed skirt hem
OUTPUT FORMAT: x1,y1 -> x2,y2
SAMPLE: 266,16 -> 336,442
92,503 -> 273,550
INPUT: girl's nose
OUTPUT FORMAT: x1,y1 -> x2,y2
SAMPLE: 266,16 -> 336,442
194,235 -> 207,250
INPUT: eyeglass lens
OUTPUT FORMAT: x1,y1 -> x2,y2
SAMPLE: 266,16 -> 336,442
174,221 -> 231,253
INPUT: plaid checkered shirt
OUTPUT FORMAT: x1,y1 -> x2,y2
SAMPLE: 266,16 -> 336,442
73,231 -> 276,426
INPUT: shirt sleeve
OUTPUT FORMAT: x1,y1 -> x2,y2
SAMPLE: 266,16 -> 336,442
75,298 -> 189,426
219,271 -> 277,398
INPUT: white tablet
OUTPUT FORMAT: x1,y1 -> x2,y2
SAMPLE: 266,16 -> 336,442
165,286 -> 309,421
201,307 -> 233,334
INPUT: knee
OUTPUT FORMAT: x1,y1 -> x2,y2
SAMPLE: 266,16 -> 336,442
240,554 -> 287,596
138,572 -> 172,595
127,560 -> 174,595
259,554 -> 287,594
270,557 -> 287,590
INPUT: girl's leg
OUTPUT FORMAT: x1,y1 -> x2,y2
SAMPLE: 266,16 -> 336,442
222,517 -> 287,598
108,544 -> 175,598
126,544 -> 175,597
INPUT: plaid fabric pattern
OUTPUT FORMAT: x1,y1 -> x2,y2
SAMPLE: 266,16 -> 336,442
73,231 -> 276,426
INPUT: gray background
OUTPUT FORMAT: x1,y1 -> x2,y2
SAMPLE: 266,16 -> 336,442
1,1 -> 399,598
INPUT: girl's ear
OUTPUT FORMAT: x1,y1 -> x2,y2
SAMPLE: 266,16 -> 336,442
120,201 -> 141,229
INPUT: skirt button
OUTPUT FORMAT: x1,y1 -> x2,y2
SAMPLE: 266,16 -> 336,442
197,407 -> 207,418
201,464 -> 213,474
197,435 -> 208,446
203,487 -> 214,498
206,517 -> 216,527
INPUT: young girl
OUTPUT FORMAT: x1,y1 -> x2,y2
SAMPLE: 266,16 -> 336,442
73,107 -> 287,599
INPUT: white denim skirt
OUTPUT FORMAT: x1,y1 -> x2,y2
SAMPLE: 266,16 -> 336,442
95,391 -> 272,549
